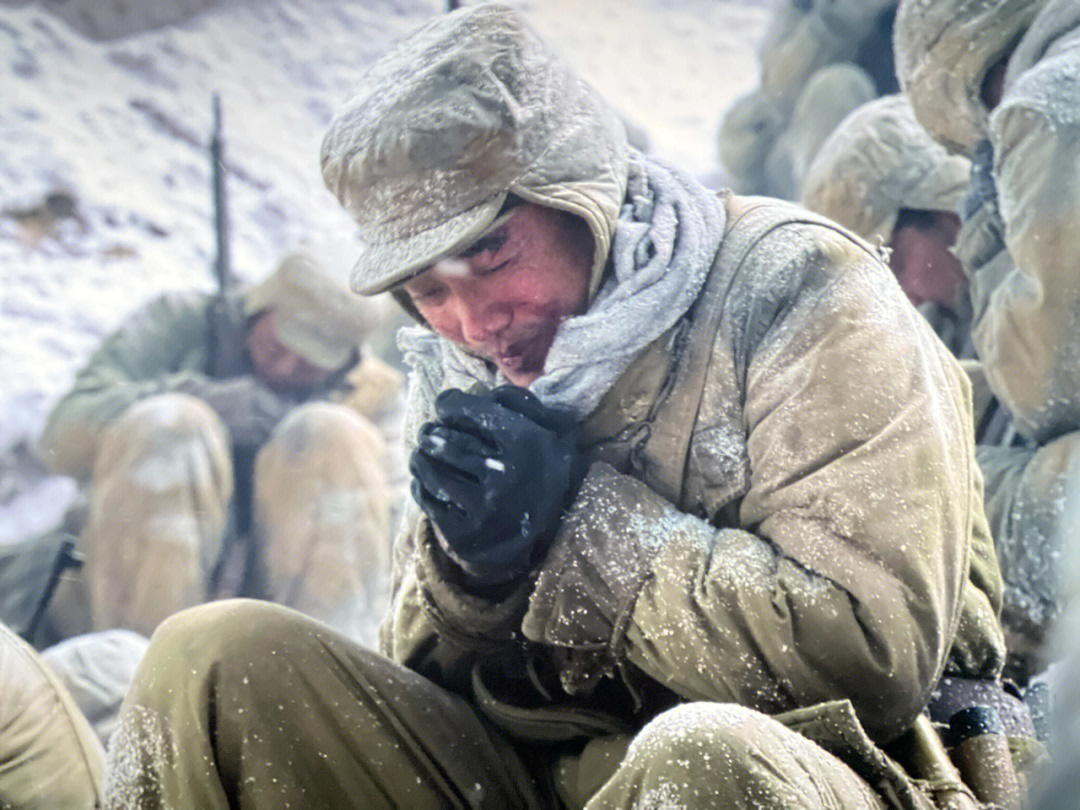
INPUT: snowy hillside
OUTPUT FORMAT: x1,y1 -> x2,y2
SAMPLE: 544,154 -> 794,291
0,0 -> 771,539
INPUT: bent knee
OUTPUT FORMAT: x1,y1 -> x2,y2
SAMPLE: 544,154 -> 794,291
139,600 -> 301,680
133,600 -> 373,706
259,402 -> 387,489
117,393 -> 226,438
629,703 -> 778,762
100,394 -> 230,480
268,402 -> 384,461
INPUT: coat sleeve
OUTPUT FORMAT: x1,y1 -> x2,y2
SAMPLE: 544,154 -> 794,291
522,225 -> 1001,743
377,506 -> 533,693
978,434 -> 1080,654
376,356 -> 532,693
974,43 -> 1080,442
38,292 -> 218,478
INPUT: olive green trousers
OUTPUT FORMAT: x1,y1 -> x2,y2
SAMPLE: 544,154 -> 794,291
104,599 -> 885,809
76,394 -> 390,640
0,622 -> 104,809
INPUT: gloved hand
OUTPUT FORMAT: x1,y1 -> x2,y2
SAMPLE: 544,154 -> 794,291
181,375 -> 292,448
409,386 -> 587,582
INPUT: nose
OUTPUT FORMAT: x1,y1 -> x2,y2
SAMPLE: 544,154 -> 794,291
456,291 -> 511,345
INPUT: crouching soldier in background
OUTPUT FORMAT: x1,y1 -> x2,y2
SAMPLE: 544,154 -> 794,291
37,249 -> 403,643
104,6 -> 1032,808
800,94 -> 973,358
715,0 -> 896,199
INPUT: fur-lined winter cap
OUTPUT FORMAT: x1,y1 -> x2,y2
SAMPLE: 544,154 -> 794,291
320,4 -> 629,297
245,250 -> 377,370
894,0 -> 1043,155
801,95 -> 971,242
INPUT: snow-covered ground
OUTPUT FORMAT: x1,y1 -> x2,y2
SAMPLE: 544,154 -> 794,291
0,0 -> 771,540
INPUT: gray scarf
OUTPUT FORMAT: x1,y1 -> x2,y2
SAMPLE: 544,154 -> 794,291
399,154 -> 726,440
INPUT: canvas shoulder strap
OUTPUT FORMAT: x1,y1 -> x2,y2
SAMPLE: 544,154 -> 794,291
634,193 -> 818,506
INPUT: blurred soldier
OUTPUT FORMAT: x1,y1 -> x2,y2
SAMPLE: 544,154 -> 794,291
0,620 -> 104,809
896,0 -> 1080,682
102,7 -> 1025,808
762,63 -> 876,201
757,0 -> 898,111
717,0 -> 898,199
722,63 -> 876,200
38,250 -> 402,642
801,94 -> 972,356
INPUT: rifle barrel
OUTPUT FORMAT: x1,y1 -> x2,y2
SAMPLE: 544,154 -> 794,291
210,93 -> 230,293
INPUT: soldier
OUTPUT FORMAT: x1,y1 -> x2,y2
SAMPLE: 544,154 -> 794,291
38,249 -> 402,642
716,0 -> 898,199
801,94 -> 972,356
895,0 -> 1080,681
105,6 -> 1027,808
720,64 -> 876,200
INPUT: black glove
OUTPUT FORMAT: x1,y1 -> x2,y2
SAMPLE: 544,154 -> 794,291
409,386 -> 587,582
180,375 -> 291,448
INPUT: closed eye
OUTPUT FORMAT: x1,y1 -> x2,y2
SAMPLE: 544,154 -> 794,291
408,285 -> 447,305
475,259 -> 510,278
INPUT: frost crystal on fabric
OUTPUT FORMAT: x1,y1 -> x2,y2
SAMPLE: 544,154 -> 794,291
103,703 -> 175,810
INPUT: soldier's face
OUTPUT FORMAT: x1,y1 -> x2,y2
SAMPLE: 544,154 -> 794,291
889,209 -> 966,311
246,309 -> 335,392
401,203 -> 593,386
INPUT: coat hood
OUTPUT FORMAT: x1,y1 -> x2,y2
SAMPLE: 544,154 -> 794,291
801,94 -> 971,242
765,62 -> 877,200
894,0 -> 1044,156
320,4 -> 629,298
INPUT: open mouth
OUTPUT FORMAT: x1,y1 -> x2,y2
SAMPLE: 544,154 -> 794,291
495,346 -> 528,372
494,330 -> 543,373
481,319 -> 558,380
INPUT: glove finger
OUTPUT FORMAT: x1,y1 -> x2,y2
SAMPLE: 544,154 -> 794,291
419,419 -> 496,456
436,389 -> 542,452
433,389 -> 513,440
491,385 -> 545,421
409,449 -> 483,510
410,477 -> 431,509
492,385 -> 577,434
411,477 -> 461,517
434,389 -> 489,422
418,424 -> 495,481
411,479 -> 475,547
